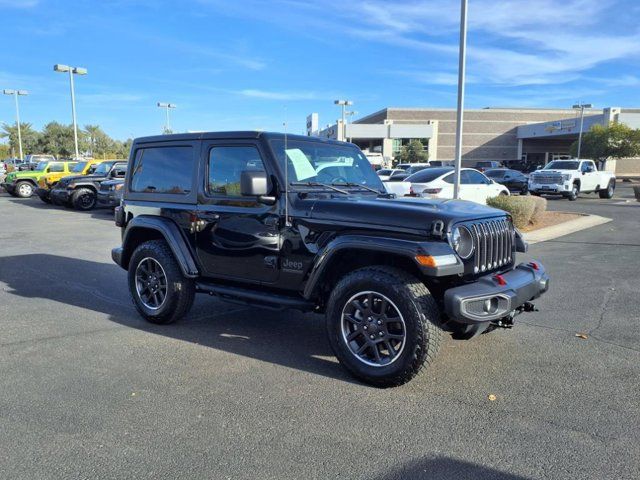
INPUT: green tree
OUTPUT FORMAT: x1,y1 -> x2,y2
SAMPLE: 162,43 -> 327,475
569,123 -> 640,170
396,139 -> 429,164
36,122 -> 77,157
0,122 -> 40,157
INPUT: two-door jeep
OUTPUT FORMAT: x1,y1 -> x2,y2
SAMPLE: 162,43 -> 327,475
112,132 -> 549,387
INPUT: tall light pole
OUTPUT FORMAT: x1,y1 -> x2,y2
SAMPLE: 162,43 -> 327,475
54,64 -> 87,159
572,103 -> 592,159
452,0 -> 468,200
157,102 -> 176,133
2,89 -> 28,160
334,99 -> 352,141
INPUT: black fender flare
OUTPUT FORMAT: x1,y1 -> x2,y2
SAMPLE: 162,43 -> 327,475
71,182 -> 98,193
121,215 -> 199,277
302,234 -> 461,299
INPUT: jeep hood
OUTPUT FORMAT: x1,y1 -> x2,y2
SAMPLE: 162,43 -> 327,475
299,195 -> 507,233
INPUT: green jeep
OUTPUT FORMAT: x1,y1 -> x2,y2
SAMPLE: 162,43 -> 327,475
1,160 -> 77,198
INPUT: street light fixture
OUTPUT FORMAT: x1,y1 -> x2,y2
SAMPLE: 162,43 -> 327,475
572,103 -> 593,159
2,89 -> 28,160
157,102 -> 177,133
334,99 -> 353,141
54,63 -> 88,159
452,0 -> 468,200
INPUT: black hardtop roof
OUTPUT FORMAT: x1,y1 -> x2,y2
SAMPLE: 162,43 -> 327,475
133,131 -> 348,146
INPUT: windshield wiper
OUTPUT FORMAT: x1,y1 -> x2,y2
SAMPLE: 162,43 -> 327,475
290,181 -> 349,195
331,182 -> 383,194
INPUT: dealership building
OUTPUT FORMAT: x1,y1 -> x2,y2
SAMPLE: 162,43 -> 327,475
309,106 -> 640,174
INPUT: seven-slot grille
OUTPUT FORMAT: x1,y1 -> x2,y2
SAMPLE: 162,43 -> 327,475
531,173 -> 562,184
468,219 -> 515,273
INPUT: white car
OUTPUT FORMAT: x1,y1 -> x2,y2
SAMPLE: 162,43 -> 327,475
384,167 -> 509,204
376,168 -> 405,181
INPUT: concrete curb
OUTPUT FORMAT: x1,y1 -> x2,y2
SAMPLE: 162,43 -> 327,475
522,213 -> 612,244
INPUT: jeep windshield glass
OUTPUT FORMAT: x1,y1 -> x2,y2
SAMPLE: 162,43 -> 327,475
72,162 -> 88,173
544,161 -> 579,170
93,162 -> 114,175
35,161 -> 49,171
270,139 -> 384,192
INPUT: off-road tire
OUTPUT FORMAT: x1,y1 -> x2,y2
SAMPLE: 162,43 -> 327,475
128,240 -> 195,325
39,194 -> 52,204
326,266 -> 443,388
15,181 -> 34,198
71,188 -> 97,210
599,180 -> 615,199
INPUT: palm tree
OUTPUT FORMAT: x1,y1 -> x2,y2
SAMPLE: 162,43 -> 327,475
84,124 -> 102,157
0,122 -> 39,158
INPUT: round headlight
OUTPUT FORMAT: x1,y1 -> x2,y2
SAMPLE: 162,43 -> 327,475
451,226 -> 474,259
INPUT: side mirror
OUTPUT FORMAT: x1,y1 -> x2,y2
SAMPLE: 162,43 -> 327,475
241,170 -> 275,204
112,169 -> 126,178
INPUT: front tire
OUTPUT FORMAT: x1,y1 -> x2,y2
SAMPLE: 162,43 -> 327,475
599,180 -> 615,199
326,266 -> 443,388
567,183 -> 579,201
15,181 -> 34,198
71,188 -> 97,210
128,240 -> 195,324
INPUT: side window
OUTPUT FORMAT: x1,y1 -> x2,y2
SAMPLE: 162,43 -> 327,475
442,173 -> 455,184
208,146 -> 265,197
466,170 -> 489,184
130,146 -> 193,194
88,164 -> 98,174
67,162 -> 77,171
49,163 -> 64,173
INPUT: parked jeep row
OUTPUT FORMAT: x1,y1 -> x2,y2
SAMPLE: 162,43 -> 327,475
1,158 -> 126,210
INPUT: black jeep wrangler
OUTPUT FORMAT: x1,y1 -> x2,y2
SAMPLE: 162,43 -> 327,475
112,132 -> 549,387
51,160 -> 128,210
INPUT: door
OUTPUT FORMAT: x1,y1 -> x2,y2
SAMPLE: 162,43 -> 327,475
195,142 -> 282,284
580,161 -> 598,191
464,170 -> 497,203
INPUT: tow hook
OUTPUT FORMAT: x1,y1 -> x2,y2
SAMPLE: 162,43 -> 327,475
491,302 -> 538,329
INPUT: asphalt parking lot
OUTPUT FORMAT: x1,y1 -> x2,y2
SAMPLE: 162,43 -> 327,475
1,185 -> 638,480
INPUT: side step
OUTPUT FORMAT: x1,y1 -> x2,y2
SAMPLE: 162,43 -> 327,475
195,282 -> 315,312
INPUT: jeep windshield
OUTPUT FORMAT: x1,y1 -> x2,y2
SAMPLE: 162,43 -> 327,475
72,162 -> 88,173
93,162 -> 114,175
35,161 -> 49,171
544,161 -> 579,170
269,139 -> 384,192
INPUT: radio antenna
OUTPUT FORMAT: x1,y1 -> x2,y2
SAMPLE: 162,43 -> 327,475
283,108 -> 291,227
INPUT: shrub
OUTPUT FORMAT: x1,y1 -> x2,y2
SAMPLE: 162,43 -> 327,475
486,195 -> 536,229
530,196 -> 547,224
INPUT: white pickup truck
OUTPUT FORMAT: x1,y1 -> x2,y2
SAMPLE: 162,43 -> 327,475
528,159 -> 616,201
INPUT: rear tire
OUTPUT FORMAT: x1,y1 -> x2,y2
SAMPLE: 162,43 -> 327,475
326,266 -> 443,388
599,180 -> 615,199
71,188 -> 97,210
128,240 -> 195,325
15,181 -> 34,198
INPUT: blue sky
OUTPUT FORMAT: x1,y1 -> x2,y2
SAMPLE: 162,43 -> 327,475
1,0 -> 639,140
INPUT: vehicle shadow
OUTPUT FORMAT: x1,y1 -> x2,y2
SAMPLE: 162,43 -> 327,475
5,196 -> 115,221
0,253 -> 356,385
373,456 -> 530,480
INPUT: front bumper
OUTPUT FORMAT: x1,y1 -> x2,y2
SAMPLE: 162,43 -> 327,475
528,182 -> 570,195
50,189 -> 71,204
444,262 -> 549,324
35,187 -> 50,200
97,190 -> 121,207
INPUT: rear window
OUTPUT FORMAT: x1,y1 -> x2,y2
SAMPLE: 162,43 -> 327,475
485,170 -> 506,178
130,146 -> 193,194
407,167 -> 453,183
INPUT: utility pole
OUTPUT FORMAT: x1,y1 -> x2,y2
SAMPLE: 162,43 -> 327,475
572,103 -> 592,159
157,102 -> 177,133
453,0 -> 468,200
3,89 -> 28,160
